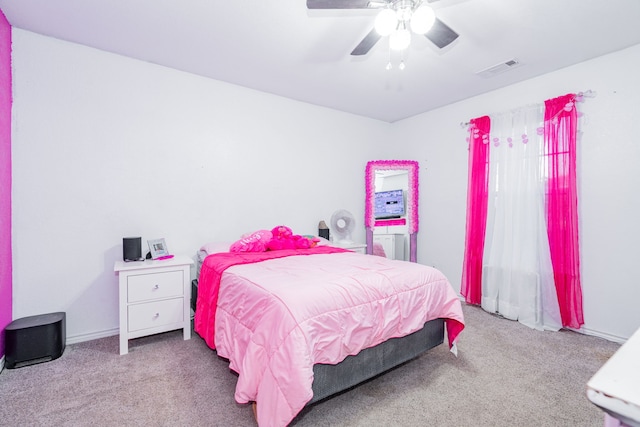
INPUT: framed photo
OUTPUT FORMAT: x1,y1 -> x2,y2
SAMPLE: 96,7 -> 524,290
147,238 -> 169,259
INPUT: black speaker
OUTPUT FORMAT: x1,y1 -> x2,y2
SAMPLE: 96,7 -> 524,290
123,237 -> 142,261
318,220 -> 330,241
5,312 -> 66,369
318,228 -> 330,241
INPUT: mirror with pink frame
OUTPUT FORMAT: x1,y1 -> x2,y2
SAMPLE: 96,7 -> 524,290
365,160 -> 419,262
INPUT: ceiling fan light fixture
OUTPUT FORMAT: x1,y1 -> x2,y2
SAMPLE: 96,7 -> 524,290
396,5 -> 412,22
410,5 -> 436,35
307,0 -> 461,60
389,27 -> 411,51
374,8 -> 397,36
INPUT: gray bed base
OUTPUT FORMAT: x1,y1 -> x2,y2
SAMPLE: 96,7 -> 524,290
310,318 -> 445,403
191,279 -> 445,405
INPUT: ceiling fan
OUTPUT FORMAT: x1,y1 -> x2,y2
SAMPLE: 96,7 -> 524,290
306,0 -> 460,56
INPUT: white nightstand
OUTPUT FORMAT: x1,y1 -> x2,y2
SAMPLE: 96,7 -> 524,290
334,241 -> 367,254
114,255 -> 194,355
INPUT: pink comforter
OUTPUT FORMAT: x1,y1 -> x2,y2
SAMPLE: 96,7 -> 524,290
195,248 -> 465,427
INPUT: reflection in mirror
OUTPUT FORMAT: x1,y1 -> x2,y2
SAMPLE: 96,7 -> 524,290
365,160 -> 419,262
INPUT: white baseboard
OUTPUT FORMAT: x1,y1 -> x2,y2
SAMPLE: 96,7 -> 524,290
65,327 -> 119,345
64,311 -> 627,348
568,326 -> 627,344
457,296 -> 628,344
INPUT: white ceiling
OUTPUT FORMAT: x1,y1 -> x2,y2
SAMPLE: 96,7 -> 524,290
1,0 -> 640,122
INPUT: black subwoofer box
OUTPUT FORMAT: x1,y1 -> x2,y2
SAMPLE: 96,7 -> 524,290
5,312 -> 66,369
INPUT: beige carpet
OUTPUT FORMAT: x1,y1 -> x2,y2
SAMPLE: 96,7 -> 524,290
0,304 -> 620,426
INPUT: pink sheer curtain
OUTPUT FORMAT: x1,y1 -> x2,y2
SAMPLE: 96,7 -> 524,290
460,116 -> 490,305
544,94 -> 584,328
461,95 -> 584,330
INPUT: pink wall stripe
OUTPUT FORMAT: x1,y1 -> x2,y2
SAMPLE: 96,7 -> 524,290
0,9 -> 12,358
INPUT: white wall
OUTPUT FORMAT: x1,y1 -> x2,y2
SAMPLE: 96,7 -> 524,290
396,44 -> 640,341
11,29 -> 393,342
11,28 -> 640,343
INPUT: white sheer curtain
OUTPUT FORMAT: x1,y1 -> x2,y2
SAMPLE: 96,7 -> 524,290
481,105 -> 562,331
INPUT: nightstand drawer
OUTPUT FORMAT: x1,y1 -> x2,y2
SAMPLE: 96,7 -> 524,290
128,298 -> 184,332
127,270 -> 183,303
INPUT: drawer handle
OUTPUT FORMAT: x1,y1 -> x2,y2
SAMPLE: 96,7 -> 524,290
153,312 -> 160,318
153,284 -> 159,290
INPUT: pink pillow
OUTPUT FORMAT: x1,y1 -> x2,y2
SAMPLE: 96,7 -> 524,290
230,230 -> 273,253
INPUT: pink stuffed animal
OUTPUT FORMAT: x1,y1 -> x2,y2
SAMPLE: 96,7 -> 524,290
266,226 -> 319,251
266,226 -> 295,251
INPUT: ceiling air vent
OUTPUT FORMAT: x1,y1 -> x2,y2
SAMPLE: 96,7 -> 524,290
476,59 -> 521,78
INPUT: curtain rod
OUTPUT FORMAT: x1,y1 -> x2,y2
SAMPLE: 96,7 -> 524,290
459,90 -> 597,128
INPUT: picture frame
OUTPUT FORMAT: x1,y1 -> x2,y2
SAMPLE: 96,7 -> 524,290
147,238 -> 169,259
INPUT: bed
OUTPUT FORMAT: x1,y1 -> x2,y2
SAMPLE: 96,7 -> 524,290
193,243 -> 465,427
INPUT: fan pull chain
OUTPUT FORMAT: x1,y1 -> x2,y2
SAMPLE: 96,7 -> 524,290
385,41 -> 407,70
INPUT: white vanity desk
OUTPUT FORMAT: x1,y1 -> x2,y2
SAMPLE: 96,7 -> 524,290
587,327 -> 640,427
373,224 -> 408,261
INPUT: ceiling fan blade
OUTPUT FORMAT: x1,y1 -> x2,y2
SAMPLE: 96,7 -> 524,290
307,0 -> 374,9
424,17 -> 459,48
351,28 -> 382,55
